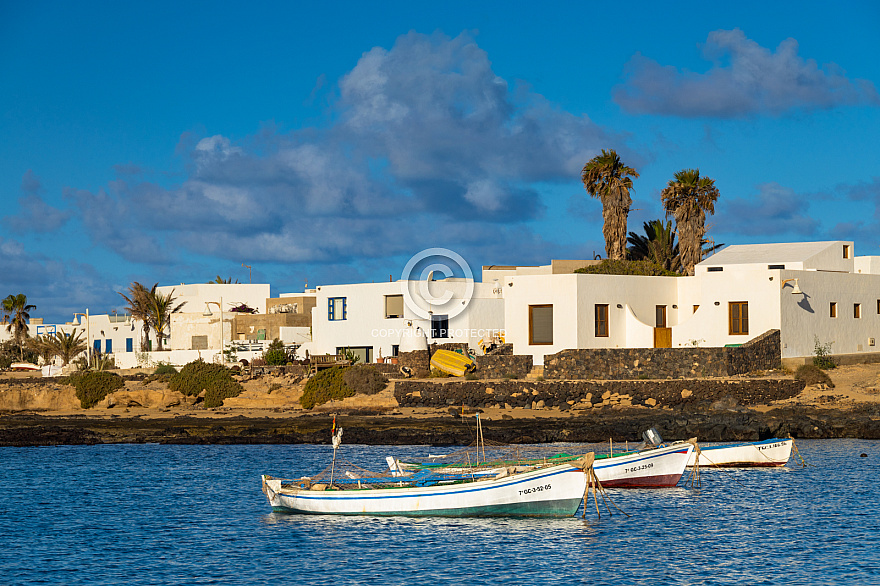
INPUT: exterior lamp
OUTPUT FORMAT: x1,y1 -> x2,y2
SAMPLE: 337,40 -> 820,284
781,278 -> 803,294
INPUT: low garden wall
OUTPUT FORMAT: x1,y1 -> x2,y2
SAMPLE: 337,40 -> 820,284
396,345 -> 531,380
394,377 -> 804,411
543,330 -> 781,380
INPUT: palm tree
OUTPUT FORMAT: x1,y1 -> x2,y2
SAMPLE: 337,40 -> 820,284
44,329 -> 88,366
4,294 -> 36,360
661,169 -> 721,276
119,282 -> 153,349
28,335 -> 55,365
209,276 -> 239,284
627,219 -> 681,272
145,286 -> 186,351
581,149 -> 640,260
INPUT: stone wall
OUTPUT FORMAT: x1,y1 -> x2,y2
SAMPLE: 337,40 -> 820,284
472,355 -> 533,380
726,330 -> 782,375
394,378 -> 804,411
543,330 -> 782,380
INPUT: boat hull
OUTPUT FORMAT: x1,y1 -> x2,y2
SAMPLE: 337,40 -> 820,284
593,443 -> 694,488
687,438 -> 792,467
263,463 -> 586,517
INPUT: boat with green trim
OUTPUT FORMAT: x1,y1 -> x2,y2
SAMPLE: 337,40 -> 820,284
261,457 -> 590,517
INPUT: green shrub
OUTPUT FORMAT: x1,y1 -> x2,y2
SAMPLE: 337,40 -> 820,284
795,364 -> 834,387
504,372 -> 519,380
169,360 -> 244,408
343,365 -> 389,395
154,363 -> 178,375
66,371 -> 125,408
812,337 -> 837,370
464,373 -> 478,381
574,259 -> 681,277
300,367 -> 354,409
264,348 -> 287,366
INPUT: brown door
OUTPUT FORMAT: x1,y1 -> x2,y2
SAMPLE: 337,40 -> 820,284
654,327 -> 672,348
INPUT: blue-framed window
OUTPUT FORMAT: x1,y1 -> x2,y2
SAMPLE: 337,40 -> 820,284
328,297 -> 347,321
105,339 -> 112,353
93,340 -> 101,353
126,338 -> 133,352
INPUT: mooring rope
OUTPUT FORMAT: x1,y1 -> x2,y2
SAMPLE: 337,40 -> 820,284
576,453 -> 629,519
684,438 -> 701,488
789,435 -> 810,467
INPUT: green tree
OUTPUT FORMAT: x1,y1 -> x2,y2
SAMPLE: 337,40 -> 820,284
627,219 -> 681,272
145,285 -> 186,351
581,149 -> 640,261
208,276 -> 239,284
45,329 -> 88,366
119,282 -> 186,351
660,169 -> 721,276
3,294 -> 36,360
119,282 -> 153,349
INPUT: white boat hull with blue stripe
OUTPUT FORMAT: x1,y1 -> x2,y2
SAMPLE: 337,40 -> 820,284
687,438 -> 793,467
262,462 -> 588,517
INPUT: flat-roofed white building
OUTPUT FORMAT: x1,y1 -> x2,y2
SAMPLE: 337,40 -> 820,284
304,278 -> 504,364
502,241 -> 880,365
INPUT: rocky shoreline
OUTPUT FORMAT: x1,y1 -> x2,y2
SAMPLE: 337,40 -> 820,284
2,404 -> 879,447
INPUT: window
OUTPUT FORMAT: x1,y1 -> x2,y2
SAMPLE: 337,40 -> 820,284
693,305 -> 700,313
529,305 -> 554,345
384,295 -> 404,318
729,302 -> 749,335
595,304 -> 609,337
328,297 -> 347,321
844,245 -> 851,259
126,338 -> 133,353
768,264 -> 785,270
854,303 -> 861,319
655,305 -> 667,328
830,302 -> 838,318
877,299 -> 880,315
93,340 -> 101,354
707,267 -> 723,272
191,335 -> 208,350
105,339 -> 112,353
431,314 -> 449,339
391,345 -> 399,357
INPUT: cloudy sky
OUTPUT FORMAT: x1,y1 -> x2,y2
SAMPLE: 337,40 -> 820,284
2,1 -> 879,323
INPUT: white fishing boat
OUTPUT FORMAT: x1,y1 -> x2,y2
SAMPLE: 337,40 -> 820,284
398,441 -> 695,489
687,438 -> 793,467
261,419 -> 594,517
262,460 -> 590,517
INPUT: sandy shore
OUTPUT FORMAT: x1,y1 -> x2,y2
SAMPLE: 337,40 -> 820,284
1,364 -> 879,446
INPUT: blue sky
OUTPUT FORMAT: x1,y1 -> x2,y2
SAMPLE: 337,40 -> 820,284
2,0 -> 879,323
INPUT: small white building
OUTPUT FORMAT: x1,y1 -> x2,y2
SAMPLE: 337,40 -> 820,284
501,242 -> 880,365
304,278 -> 505,363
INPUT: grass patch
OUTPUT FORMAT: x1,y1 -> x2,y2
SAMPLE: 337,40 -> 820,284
795,364 -> 834,387
343,365 -> 389,395
65,371 -> 125,408
300,367 -> 354,409
169,360 -> 244,408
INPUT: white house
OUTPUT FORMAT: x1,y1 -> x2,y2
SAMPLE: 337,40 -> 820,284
304,278 -> 505,363
501,242 -> 880,365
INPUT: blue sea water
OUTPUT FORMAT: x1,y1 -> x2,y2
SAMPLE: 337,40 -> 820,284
0,440 -> 878,585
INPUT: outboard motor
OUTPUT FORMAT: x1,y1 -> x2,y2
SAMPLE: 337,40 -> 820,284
642,428 -> 663,447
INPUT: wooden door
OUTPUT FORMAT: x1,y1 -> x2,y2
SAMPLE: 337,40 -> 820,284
654,327 -> 672,348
